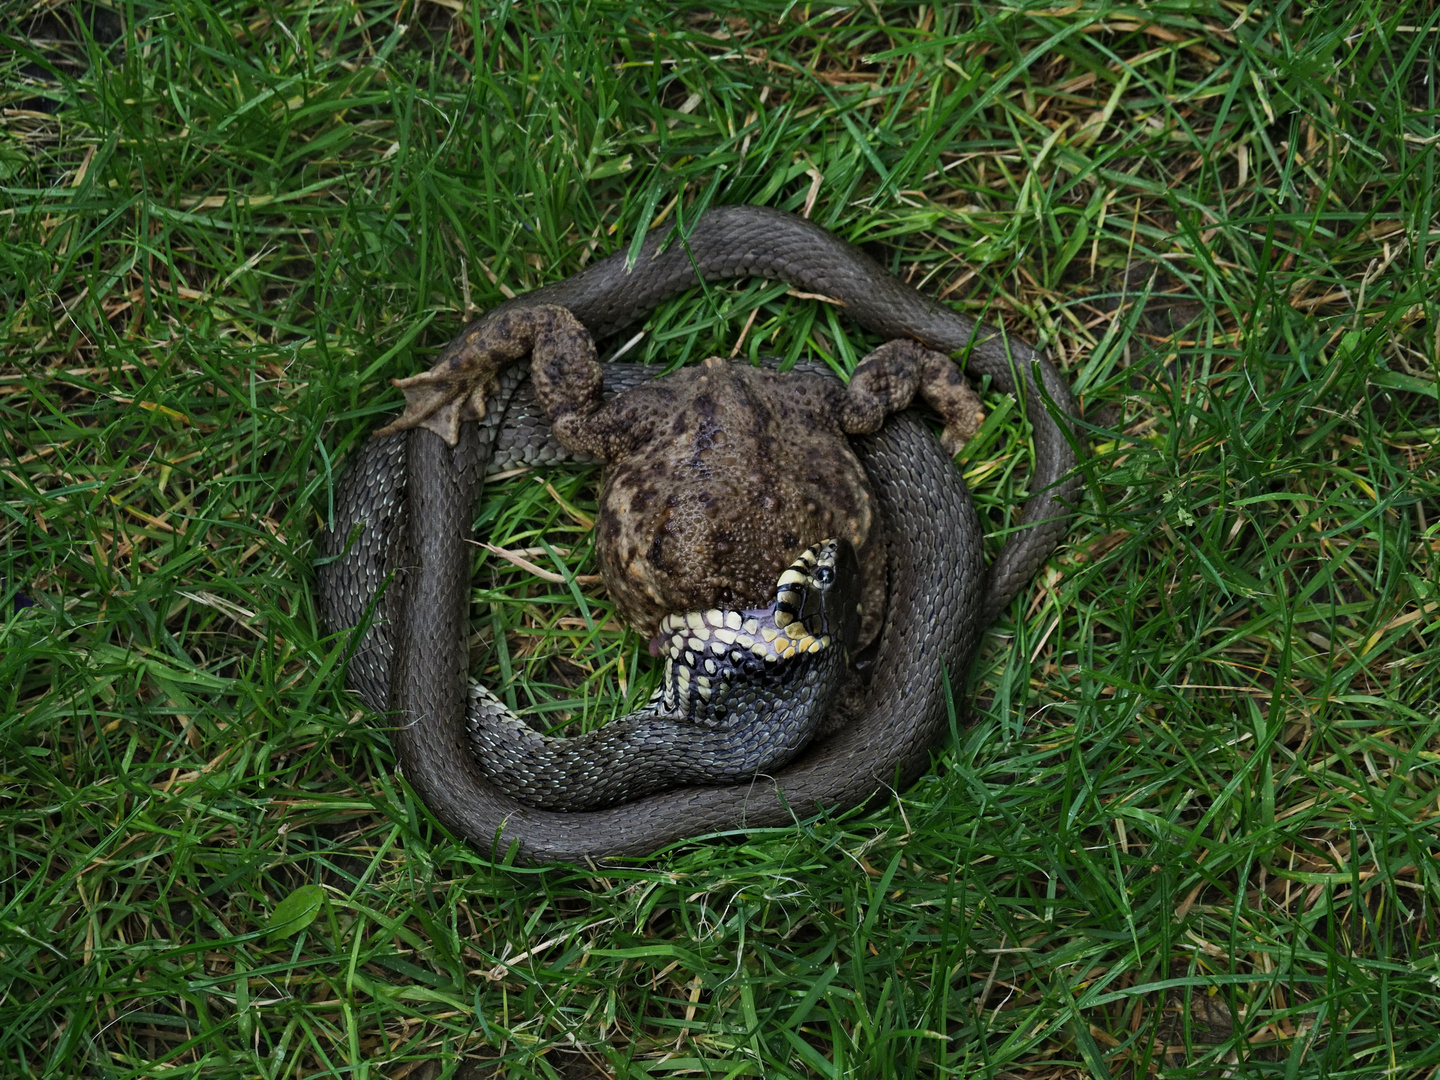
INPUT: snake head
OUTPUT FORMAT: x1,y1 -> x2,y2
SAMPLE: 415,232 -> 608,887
648,537 -> 863,668
774,538 -> 861,658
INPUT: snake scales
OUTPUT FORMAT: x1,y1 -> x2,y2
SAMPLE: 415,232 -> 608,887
317,205 -> 1081,864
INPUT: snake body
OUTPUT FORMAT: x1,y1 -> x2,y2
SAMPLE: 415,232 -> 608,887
317,206 -> 1080,864
466,539 -> 860,811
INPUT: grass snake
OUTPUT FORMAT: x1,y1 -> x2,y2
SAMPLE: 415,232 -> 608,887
316,205 -> 1081,864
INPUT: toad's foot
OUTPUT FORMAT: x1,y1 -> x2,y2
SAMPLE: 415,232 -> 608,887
373,305 -> 596,446
841,339 -> 985,456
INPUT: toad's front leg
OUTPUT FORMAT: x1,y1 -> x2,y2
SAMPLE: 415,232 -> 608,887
376,305 -> 598,447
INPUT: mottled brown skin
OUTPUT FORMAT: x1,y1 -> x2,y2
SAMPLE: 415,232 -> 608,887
564,357 -> 883,641
385,305 -> 986,644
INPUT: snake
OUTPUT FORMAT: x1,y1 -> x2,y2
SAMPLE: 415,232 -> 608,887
316,205 -> 1081,864
467,538 -> 860,811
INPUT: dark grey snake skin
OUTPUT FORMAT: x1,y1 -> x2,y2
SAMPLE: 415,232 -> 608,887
466,539 -> 860,812
317,206 -> 1081,864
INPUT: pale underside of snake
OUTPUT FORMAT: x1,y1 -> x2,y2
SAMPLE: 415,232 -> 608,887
316,205 -> 1081,865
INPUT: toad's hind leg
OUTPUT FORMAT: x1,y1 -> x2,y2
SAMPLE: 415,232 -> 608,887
841,339 -> 986,455
378,305 -> 599,448
525,323 -> 664,463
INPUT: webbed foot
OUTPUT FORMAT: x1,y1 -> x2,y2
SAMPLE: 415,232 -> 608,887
373,305 -> 595,446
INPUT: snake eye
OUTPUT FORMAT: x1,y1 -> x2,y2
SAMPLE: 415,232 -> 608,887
813,565 -> 835,586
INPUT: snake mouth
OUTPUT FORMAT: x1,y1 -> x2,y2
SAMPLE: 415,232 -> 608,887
467,538 -> 862,811
644,538 -> 857,657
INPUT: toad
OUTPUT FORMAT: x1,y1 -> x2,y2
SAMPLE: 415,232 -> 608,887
377,304 -> 985,646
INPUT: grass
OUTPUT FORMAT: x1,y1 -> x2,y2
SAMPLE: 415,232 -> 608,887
3,1 -> 1439,1077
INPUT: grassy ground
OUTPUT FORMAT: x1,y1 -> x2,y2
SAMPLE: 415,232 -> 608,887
4,1 -> 1439,1077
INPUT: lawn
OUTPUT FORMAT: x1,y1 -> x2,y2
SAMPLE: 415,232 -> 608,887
3,2 -> 1439,1077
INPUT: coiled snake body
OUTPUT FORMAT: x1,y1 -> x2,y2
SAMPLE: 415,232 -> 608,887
467,538 -> 861,812
317,206 -> 1080,864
